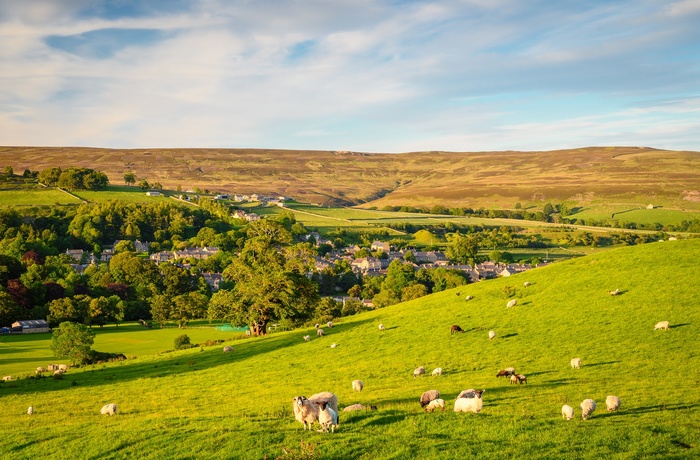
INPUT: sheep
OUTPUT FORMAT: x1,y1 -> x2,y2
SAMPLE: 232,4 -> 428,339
378,324 -> 385,332
506,299 -> 517,308
609,289 -> 620,296
318,401 -> 338,433
343,404 -> 365,412
456,292 -> 461,297
510,375 -> 518,384
654,321 -> 670,331
424,398 -> 445,413
36,367 -> 47,373
303,335 -> 311,342
488,330 -> 496,340
352,380 -> 364,392
309,392 -> 339,417
496,367 -> 516,378
27,406 -> 34,416
293,396 -> 319,430
330,343 -> 337,348
53,369 -> 65,376
223,346 -> 234,353
571,358 -> 582,369
606,395 -> 621,412
420,390 -> 441,408
465,295 -> 474,301
48,364 -> 59,371
327,321 -> 333,328
58,364 -> 68,371
2,375 -> 11,381
315,323 -> 320,329
450,325 -> 465,334
100,403 -> 118,416
523,281 -> 531,287
561,404 -> 574,420
456,389 -> 480,399
510,374 -> 527,384
413,366 -> 425,378
580,399 -> 596,420
431,367 -> 443,376
317,329 -> 325,337
454,389 -> 485,413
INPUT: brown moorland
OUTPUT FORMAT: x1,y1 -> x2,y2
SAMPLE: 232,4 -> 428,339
1,145 -> 698,210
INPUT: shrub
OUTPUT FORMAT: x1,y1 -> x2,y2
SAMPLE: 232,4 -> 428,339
174,334 -> 192,350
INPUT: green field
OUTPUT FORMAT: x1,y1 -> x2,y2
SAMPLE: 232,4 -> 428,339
570,204 -> 700,226
1,239 -> 698,458
0,188 -> 79,206
72,186 -> 174,204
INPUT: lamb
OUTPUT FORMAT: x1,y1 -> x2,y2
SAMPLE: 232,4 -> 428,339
454,389 -> 485,413
315,323 -> 320,329
330,343 -> 337,348
100,403 -> 118,416
510,374 -> 527,384
303,335 -> 311,342
654,321 -> 670,331
488,330 -> 496,340
223,346 -> 234,353
523,281 -> 531,287
431,367 -> 443,376
27,406 -> 34,416
561,404 -> 574,420
352,380 -> 364,392
318,401 -> 338,433
465,295 -> 474,301
506,299 -> 517,308
609,289 -> 620,296
413,366 -> 425,378
317,328 -> 324,337
496,367 -> 516,378
378,324 -> 385,332
571,358 -> 582,369
580,399 -> 596,420
424,398 -> 445,412
605,395 -> 621,412
450,325 -> 464,334
327,321 -> 333,328
419,390 -> 441,408
343,404 -> 365,412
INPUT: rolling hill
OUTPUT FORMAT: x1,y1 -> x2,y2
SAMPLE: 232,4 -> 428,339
1,238 -> 698,458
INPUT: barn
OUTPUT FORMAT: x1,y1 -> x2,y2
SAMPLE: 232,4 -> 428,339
11,320 -> 50,334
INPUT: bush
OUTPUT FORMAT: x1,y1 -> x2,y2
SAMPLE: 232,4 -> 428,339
174,334 -> 192,350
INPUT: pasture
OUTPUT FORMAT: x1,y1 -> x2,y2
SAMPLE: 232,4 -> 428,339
1,239 -> 698,458
0,188 -> 79,206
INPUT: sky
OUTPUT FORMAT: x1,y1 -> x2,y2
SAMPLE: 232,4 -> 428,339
1,0 -> 699,152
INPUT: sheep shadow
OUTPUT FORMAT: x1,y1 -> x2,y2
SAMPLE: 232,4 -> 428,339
365,413 -> 408,426
500,333 -> 518,339
624,403 -> 699,415
585,360 -> 621,368
383,326 -> 400,331
669,323 -> 690,329
527,370 -> 555,377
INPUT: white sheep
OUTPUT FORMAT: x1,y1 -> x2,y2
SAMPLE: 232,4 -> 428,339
352,380 -> 364,392
58,364 -> 68,371
580,399 -> 596,420
293,396 -> 319,430
510,374 -> 527,384
303,335 -> 311,342
48,364 -> 59,371
465,295 -> 474,301
315,323 -> 320,329
454,389 -> 485,413
2,375 -> 11,381
317,328 -> 325,337
318,401 -> 338,433
100,403 -> 118,416
343,404 -> 365,412
36,367 -> 47,373
424,398 -> 445,412
609,288 -> 620,296
654,321 -> 670,331
523,281 -> 531,287
488,330 -> 496,340
27,406 -> 34,416
378,324 -> 385,332
309,392 -> 339,417
223,346 -> 234,353
413,366 -> 425,378
327,321 -> 333,328
506,299 -> 517,308
419,390 -> 440,408
431,367 -> 443,376
53,369 -> 65,376
330,343 -> 337,348
605,395 -> 621,412
496,367 -> 516,378
570,358 -> 582,369
561,404 -> 574,420
456,388 -> 482,399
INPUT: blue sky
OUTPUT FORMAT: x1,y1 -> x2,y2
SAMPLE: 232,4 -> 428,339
1,0 -> 699,152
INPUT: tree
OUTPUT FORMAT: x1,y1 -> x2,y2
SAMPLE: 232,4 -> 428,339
543,202 -> 554,216
138,180 -> 150,191
446,233 -> 480,264
0,291 -> 21,327
172,292 -> 209,328
124,172 -> 136,186
4,165 -> 14,176
50,322 -> 95,365
150,294 -> 173,328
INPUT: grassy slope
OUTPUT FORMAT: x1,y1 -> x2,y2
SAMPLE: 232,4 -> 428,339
1,240 -> 699,459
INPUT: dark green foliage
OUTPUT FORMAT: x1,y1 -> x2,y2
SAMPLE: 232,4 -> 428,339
174,334 -> 191,350
50,321 -> 95,365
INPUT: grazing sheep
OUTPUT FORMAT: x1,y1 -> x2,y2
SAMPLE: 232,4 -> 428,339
606,395 -> 621,412
343,404 -> 365,412
510,374 -> 527,384
510,375 -> 519,384
456,292 -> 461,297
413,366 -> 425,378
330,343 -> 337,348
48,364 -> 59,371
488,330 -> 496,340
369,405 -> 378,410
292,396 -> 319,430
580,399 -> 596,420
654,321 -> 670,331
309,392 -> 339,417
315,323 -> 320,329
561,404 -> 574,420
317,329 -> 325,337
53,369 -> 65,376
419,390 -> 441,408
58,364 -> 68,371
100,403 -> 118,416
303,335 -> 311,342
36,367 -> 47,373
523,281 -> 531,287
352,380 -> 364,392
454,390 -> 485,413
496,368 -> 516,378
327,321 -> 333,328
2,375 -> 11,381
450,325 -> 464,334
465,295 -> 474,301
27,406 -> 34,416
571,358 -> 582,369
456,389 -> 479,399
609,289 -> 620,296
318,401 -> 339,433
506,299 -> 517,308
223,346 -> 234,353
424,398 -> 445,412
431,367 -> 443,376
378,324 -> 385,332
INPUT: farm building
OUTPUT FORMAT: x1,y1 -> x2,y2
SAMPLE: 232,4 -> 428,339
146,191 -> 162,196
11,320 -> 50,334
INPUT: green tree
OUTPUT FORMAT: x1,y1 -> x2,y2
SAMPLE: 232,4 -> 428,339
123,172 -> 136,186
446,233 -> 480,263
543,202 -> 554,216
172,292 -> 209,328
0,291 -> 21,327
4,166 -> 13,176
50,321 -> 95,365
401,282 -> 428,301
113,240 -> 136,254
150,294 -> 173,328
139,180 -> 150,191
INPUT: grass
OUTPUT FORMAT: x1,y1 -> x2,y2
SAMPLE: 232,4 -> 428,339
0,188 -> 79,206
1,239 -> 699,458
72,186 -> 174,204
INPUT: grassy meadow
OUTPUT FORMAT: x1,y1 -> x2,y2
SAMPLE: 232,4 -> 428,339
1,239 -> 698,458
0,188 -> 80,206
